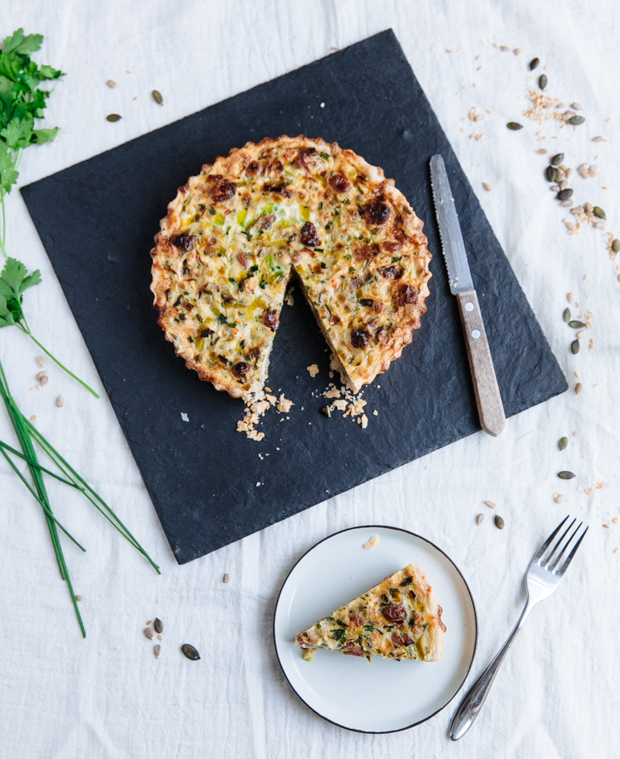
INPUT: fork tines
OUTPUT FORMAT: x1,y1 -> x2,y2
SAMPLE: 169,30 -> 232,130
534,516 -> 588,577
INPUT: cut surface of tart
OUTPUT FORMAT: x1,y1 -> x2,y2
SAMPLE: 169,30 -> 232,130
295,563 -> 446,662
150,136 -> 431,401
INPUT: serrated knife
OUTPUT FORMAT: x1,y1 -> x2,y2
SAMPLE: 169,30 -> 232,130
430,154 -> 506,436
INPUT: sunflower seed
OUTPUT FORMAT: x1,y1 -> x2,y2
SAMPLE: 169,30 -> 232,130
507,122 -> 523,130
564,168 -> 573,179
106,80 -> 116,88
484,500 -> 496,509
144,627 -> 154,640
594,221 -> 607,230
568,320 -> 585,328
588,165 -> 600,177
106,114 -> 122,122
152,90 -> 163,105
563,111 -> 576,121
578,164 -> 590,179
545,165 -> 556,182
482,182 -> 492,191
36,356 -> 44,367
592,136 -> 605,142
571,206 -> 583,215
550,184 -> 560,192
565,221 -> 576,232
529,57 -> 539,70
223,573 -> 230,583
153,618 -> 163,634
569,115 -> 585,125
75,595 -> 82,602
559,180 -> 568,191
576,330 -> 585,339
157,634 -> 162,640
550,153 -> 564,166
536,148 -> 548,154
558,471 -> 576,480
571,339 -> 580,354
476,513 -> 484,525
181,644 -> 201,661
567,292 -> 574,303
560,199 -> 573,207
154,644 -> 161,659
584,202 -> 593,213
494,515 -> 505,530
593,206 -> 606,219
612,239 -> 620,253
563,308 -> 571,322
575,383 -> 583,395
571,102 -> 582,110
514,48 -> 521,55
35,371 -> 47,382
558,436 -> 569,451
319,405 -> 331,417
557,189 -> 573,201
55,394 -> 64,407
539,74 -> 548,89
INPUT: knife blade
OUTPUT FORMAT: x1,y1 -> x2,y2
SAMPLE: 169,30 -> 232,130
430,154 -> 506,437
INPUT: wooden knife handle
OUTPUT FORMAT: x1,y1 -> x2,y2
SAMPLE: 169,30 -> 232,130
457,290 -> 506,437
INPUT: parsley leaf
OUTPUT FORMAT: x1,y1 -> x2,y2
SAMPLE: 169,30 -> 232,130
2,28 -> 43,56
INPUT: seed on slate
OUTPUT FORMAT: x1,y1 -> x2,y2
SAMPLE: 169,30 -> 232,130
153,618 -> 163,634
550,153 -> 564,166
558,471 -> 576,480
545,165 -> 556,182
484,500 -> 496,509
154,644 -> 161,659
507,122 -> 523,130
569,115 -> 585,125
55,395 -> 64,407
106,80 -> 116,88
563,308 -> 571,322
539,74 -> 548,89
612,239 -> 620,253
106,114 -> 122,122
223,573 -> 230,583
181,644 -> 201,661
494,515 -> 505,530
593,206 -> 606,219
571,340 -> 580,354
568,320 -> 585,328
483,182 -> 492,191
558,436 -> 569,451
152,90 -> 163,105
476,514 -> 484,525
557,189 -> 573,201
320,405 -> 331,417
144,627 -> 154,640
529,57 -> 539,70
575,383 -> 583,395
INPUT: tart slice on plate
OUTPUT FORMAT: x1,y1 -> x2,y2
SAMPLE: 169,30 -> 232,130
295,563 -> 446,662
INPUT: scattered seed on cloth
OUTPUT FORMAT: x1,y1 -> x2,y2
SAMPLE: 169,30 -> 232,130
558,471 -> 576,480
575,383 -> 583,395
557,189 -> 573,201
482,182 -> 492,191
484,500 -> 496,509
494,515 -> 505,530
144,627 -> 154,640
181,644 -> 201,661
106,114 -> 121,122
36,356 -> 44,367
529,57 -> 539,70
507,122 -> 523,130
593,206 -> 606,219
550,153 -> 564,166
612,239 -> 620,253
569,115 -> 585,125
568,320 -> 585,328
558,437 -> 569,451
539,74 -> 548,89
152,90 -> 163,105
55,395 -> 64,407
154,644 -> 161,659
154,618 -> 163,634
476,514 -> 484,525
106,80 -> 116,88
571,340 -> 580,354
75,595 -> 82,602
223,573 -> 230,583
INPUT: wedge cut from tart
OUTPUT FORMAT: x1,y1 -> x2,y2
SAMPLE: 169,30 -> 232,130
295,563 -> 446,662
150,136 -> 431,401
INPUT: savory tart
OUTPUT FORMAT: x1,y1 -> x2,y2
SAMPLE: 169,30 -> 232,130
150,136 -> 431,401
295,563 -> 446,662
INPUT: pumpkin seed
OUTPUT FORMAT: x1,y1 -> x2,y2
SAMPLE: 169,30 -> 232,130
154,644 -> 161,659
568,115 -> 585,125
106,114 -> 122,122
545,165 -> 556,182
144,627 -> 154,640
507,122 -> 523,130
494,515 -> 505,530
152,90 -> 163,105
570,339 -> 580,354
181,644 -> 201,661
558,471 -> 576,480
529,57 -> 539,70
556,189 -> 573,201
153,618 -> 163,633
550,153 -> 564,166
558,436 -> 569,451
563,308 -> 571,322
476,513 -> 484,525
568,320 -> 585,328
593,206 -> 606,219
612,239 -> 620,253
554,169 -> 563,183
539,74 -> 548,89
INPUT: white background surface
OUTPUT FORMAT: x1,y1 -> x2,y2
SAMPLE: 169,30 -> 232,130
0,1 -> 618,757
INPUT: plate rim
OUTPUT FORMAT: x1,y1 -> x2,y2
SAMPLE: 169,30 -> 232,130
272,524 -> 478,734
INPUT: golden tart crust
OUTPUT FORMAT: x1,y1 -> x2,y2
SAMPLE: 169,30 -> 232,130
150,136 -> 431,401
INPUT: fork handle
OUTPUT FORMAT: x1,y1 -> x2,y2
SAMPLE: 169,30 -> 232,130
450,597 -> 535,741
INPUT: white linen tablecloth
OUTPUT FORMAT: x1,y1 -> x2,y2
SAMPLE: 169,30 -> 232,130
1,1 -> 618,756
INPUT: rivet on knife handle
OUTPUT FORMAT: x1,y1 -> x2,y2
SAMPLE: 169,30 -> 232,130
457,290 -> 505,436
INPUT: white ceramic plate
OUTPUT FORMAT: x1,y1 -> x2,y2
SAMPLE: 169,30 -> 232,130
273,525 -> 477,733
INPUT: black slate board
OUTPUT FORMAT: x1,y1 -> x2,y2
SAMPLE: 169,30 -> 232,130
21,30 -> 567,564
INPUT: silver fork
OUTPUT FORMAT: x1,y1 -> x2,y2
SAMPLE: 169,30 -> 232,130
450,516 -> 588,740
